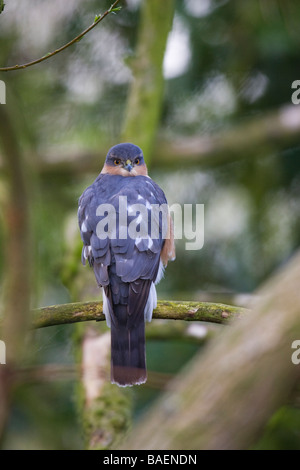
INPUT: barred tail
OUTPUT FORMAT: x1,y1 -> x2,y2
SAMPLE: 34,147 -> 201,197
110,304 -> 147,387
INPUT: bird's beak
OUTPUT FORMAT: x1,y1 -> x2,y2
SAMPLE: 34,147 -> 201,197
124,159 -> 133,172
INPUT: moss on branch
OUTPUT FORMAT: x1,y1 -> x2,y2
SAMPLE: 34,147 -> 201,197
31,300 -> 249,329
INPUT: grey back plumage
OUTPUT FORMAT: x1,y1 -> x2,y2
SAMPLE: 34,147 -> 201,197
78,173 -> 168,386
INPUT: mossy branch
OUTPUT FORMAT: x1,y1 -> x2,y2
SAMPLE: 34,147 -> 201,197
31,300 -> 249,329
0,0 -> 122,72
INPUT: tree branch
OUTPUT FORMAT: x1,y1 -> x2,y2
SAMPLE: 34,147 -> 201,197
120,249 -> 300,450
156,105 -> 300,168
0,0 -> 122,72
13,104 -> 300,176
30,300 -> 248,329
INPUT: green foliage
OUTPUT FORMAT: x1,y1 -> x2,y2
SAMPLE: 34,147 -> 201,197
253,406 -> 300,450
110,6 -> 122,15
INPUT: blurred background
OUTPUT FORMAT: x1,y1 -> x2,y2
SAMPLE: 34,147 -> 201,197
0,0 -> 300,449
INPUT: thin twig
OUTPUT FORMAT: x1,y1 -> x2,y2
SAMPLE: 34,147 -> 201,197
0,0 -> 122,72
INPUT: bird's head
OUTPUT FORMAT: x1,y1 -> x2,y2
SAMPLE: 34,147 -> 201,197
101,143 -> 148,177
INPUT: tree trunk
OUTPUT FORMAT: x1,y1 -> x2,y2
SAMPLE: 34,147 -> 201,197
0,106 -> 32,443
120,250 -> 300,450
120,0 -> 175,162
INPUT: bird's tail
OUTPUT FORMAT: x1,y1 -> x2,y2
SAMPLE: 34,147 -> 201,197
110,304 -> 146,387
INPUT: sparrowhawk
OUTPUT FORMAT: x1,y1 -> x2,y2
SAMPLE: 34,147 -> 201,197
78,143 -> 175,386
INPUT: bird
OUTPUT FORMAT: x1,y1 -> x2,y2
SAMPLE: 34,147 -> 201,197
78,142 -> 175,387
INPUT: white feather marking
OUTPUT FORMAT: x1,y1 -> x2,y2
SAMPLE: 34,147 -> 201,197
135,237 -> 142,246
81,221 -> 88,233
147,236 -> 153,249
102,288 -> 111,328
112,377 -> 147,387
136,213 -> 143,225
84,245 -> 92,259
146,200 -> 152,210
137,194 -> 143,201
155,260 -> 165,285
144,282 -> 157,323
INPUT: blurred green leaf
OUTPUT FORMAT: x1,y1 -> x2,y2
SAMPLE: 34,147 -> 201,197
110,6 -> 122,14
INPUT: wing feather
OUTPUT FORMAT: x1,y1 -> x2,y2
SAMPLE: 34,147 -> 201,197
78,174 -> 172,327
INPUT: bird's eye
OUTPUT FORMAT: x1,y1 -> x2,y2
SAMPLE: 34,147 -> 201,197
114,159 -> 121,165
135,158 -> 140,165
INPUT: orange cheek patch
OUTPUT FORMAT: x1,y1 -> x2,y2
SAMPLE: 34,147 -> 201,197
101,164 -> 127,176
101,163 -> 148,177
134,164 -> 148,176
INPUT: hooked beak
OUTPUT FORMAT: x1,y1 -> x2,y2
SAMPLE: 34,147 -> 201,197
124,159 -> 133,172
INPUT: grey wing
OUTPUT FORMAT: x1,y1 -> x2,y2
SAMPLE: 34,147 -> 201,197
78,184 -> 111,286
112,181 -> 167,280
78,188 -> 94,266
110,178 -> 169,326
79,175 -> 170,327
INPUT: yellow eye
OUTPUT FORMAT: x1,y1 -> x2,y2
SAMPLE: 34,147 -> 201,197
135,158 -> 140,165
114,159 -> 121,165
